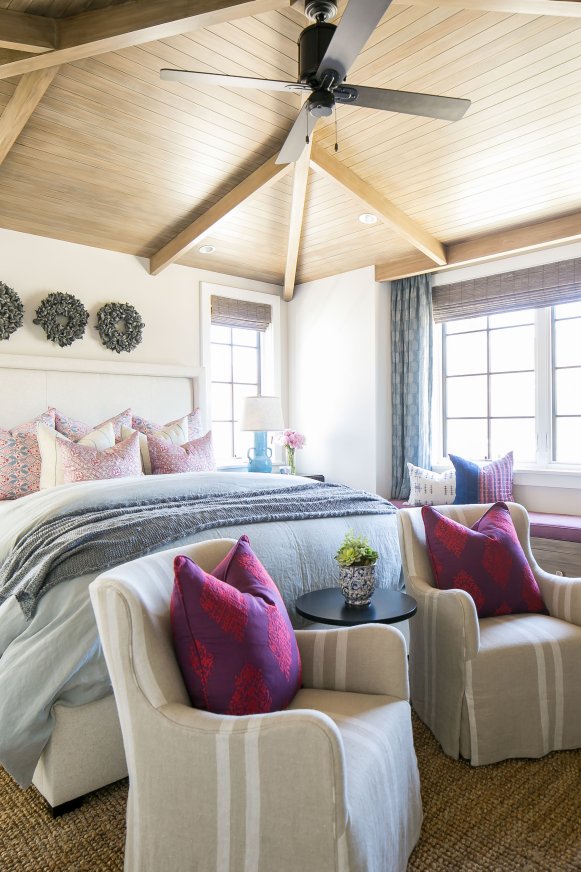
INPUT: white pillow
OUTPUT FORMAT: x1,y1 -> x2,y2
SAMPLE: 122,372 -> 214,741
406,462 -> 456,506
38,421 -> 115,489
121,417 -> 188,474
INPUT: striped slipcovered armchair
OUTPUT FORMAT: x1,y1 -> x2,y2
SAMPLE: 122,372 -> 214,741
90,539 -> 422,872
397,502 -> 581,766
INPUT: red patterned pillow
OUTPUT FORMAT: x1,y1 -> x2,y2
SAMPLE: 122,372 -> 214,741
422,502 -> 546,618
56,429 -> 142,484
0,410 -> 55,500
147,431 -> 216,474
52,407 -> 132,442
132,409 -> 202,441
171,535 -> 301,715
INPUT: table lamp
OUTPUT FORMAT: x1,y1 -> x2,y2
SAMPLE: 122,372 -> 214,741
241,396 -> 284,473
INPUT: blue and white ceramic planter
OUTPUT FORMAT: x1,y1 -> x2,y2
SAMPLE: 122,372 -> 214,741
338,563 -> 376,607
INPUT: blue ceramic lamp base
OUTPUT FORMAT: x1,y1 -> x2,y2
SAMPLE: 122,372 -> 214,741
247,431 -> 273,473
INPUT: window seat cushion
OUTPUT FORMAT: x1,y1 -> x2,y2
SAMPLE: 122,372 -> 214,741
391,501 -> 581,544
528,512 -> 581,543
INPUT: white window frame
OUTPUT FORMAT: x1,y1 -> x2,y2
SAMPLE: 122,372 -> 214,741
200,282 -> 282,467
432,305 -> 581,488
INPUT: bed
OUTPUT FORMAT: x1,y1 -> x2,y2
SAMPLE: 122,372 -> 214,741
0,356 -> 401,812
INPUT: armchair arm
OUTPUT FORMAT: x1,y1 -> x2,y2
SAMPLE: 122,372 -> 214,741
295,623 -> 409,701
161,703 -> 348,832
408,576 -> 480,661
532,566 -> 581,627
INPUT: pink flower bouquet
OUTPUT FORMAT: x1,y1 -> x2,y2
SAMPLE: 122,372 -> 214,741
277,430 -> 306,474
278,430 -> 306,450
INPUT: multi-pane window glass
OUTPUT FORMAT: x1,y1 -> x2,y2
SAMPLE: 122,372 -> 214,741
443,310 -> 536,463
553,301 -> 581,463
210,325 -> 261,463
441,301 -> 581,466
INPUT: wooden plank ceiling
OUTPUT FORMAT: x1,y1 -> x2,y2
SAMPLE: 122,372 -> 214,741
2,0 -> 581,296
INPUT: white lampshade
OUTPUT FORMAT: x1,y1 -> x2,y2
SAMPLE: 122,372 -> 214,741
241,396 -> 284,431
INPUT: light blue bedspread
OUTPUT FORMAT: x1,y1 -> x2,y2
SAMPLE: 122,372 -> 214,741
0,471 -> 401,785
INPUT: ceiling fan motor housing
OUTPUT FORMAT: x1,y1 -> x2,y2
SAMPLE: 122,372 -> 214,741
298,22 -> 336,85
308,90 -> 335,117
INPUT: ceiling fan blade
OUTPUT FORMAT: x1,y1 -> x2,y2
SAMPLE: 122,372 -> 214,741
336,85 -> 471,121
316,0 -> 394,85
160,69 -> 309,93
276,102 -> 319,165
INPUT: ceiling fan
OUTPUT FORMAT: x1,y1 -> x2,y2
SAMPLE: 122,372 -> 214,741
160,0 -> 471,165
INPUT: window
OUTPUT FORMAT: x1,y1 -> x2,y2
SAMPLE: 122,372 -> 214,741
553,301 -> 581,463
438,302 -> 581,467
200,283 -> 282,468
210,325 -> 261,463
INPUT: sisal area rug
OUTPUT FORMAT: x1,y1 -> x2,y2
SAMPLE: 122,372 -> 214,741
1,714 -> 580,871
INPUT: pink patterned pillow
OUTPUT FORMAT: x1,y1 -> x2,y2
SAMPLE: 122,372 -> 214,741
147,431 -> 216,474
132,409 -> 202,441
0,410 -> 55,500
171,535 -> 301,714
422,502 -> 547,618
56,430 -> 142,484
52,408 -> 132,442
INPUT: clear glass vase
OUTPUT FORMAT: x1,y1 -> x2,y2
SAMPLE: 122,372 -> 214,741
286,446 -> 296,475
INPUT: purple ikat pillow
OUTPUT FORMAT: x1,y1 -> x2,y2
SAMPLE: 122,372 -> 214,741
422,501 -> 546,618
171,535 -> 301,715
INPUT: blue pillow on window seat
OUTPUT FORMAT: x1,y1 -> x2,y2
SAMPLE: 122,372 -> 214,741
448,454 -> 480,504
449,452 -> 514,505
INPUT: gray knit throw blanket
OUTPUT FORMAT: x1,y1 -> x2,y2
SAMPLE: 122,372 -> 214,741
0,481 -> 396,620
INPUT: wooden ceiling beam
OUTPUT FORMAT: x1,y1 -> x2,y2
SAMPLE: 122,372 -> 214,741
150,153 -> 292,275
375,253 -> 436,283
394,0 -> 581,17
0,67 -> 60,167
310,144 -> 447,266
375,211 -> 581,282
0,9 -> 56,54
0,0 -> 290,81
283,141 -> 312,302
0,50 -> 33,65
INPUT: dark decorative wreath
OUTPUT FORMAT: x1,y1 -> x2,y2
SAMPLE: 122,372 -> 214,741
33,292 -> 89,347
0,281 -> 24,341
95,302 -> 144,354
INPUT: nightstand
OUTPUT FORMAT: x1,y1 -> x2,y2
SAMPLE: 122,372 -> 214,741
295,588 -> 417,627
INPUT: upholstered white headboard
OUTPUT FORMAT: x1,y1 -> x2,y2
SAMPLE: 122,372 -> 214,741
0,354 -> 206,430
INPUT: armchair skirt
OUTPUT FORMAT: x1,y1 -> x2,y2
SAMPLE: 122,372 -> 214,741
397,502 -> 581,766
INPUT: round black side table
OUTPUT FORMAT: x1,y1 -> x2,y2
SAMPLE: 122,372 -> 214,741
295,587 -> 417,627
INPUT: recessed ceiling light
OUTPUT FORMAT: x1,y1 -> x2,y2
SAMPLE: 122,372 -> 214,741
199,244 -> 215,254
358,213 -> 378,225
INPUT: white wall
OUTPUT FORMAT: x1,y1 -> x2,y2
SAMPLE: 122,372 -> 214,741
513,482 -> 581,514
0,226 -> 283,402
288,266 -> 390,495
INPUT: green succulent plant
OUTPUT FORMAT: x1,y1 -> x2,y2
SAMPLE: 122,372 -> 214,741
335,531 -> 378,567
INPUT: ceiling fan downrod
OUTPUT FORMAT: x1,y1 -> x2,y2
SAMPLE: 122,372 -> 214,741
299,1 -> 339,88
